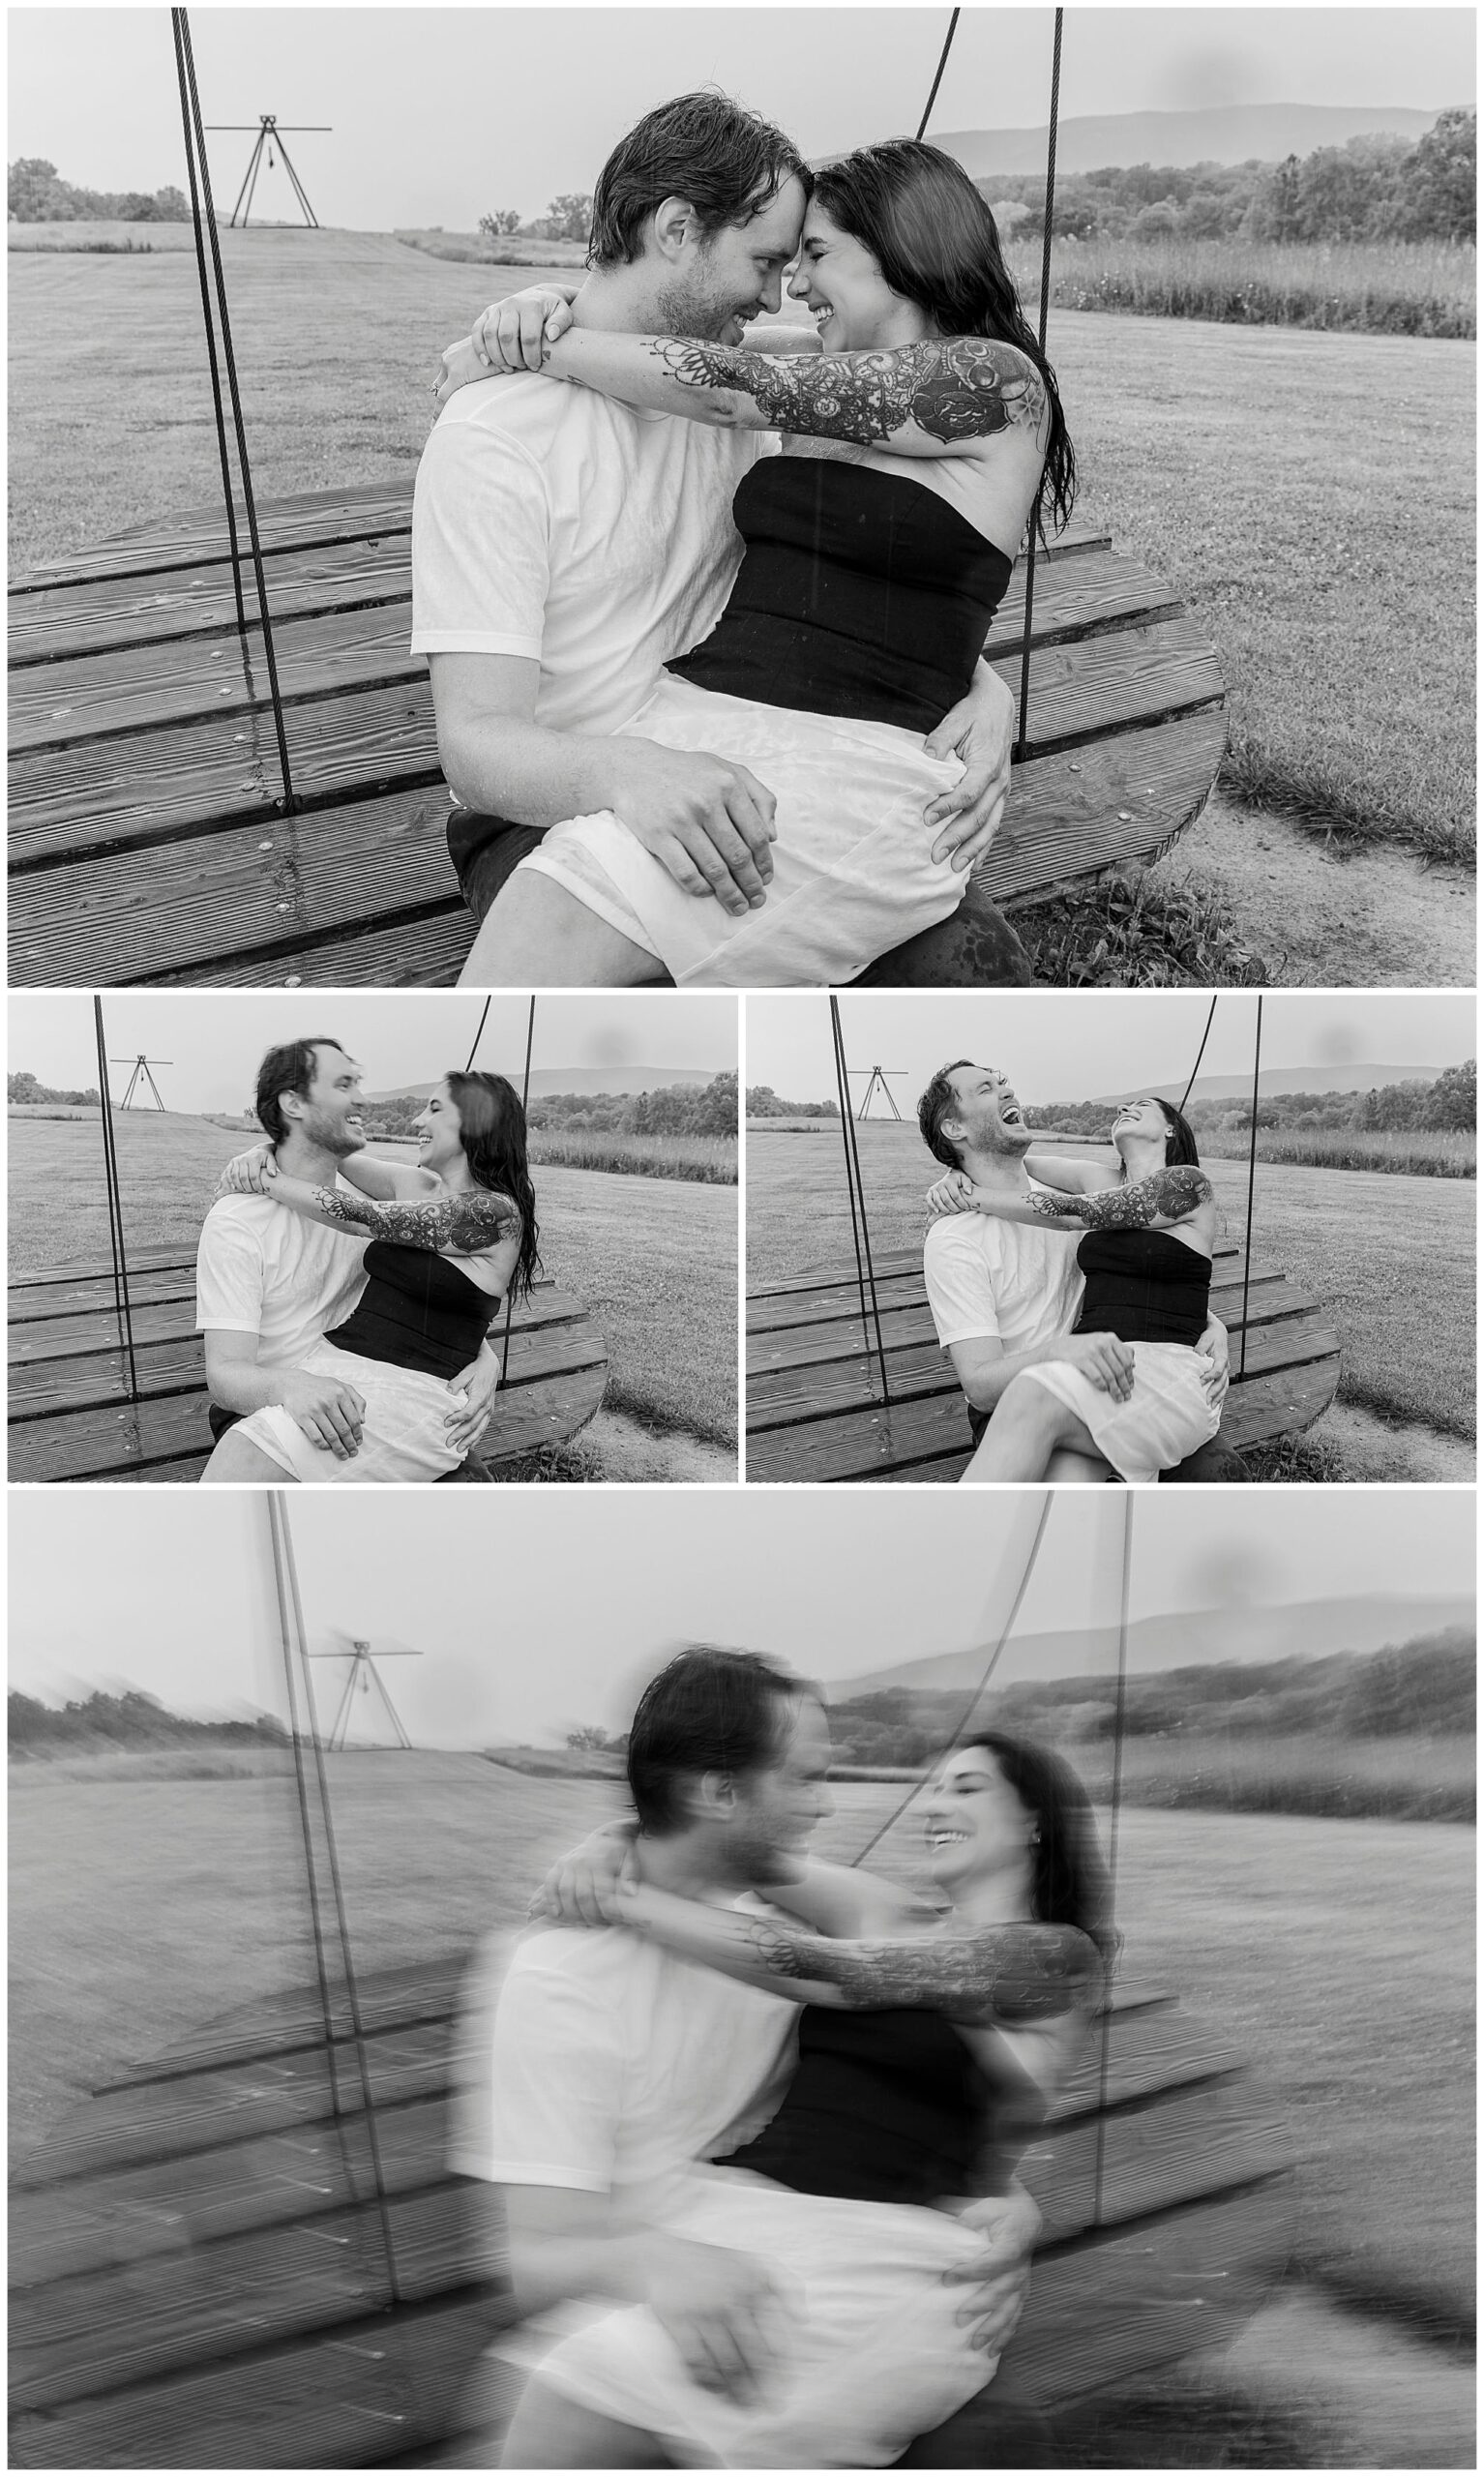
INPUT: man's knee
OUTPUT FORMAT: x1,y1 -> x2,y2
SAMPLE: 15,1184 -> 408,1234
852,893 -> 1033,988
896,2378 -> 1060,2468
1162,1433 -> 1250,1483
447,809 -> 549,925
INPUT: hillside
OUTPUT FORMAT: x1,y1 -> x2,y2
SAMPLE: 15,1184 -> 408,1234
361,1066 -> 713,1103
1082,1064 -> 1447,1108
934,103 -> 1453,178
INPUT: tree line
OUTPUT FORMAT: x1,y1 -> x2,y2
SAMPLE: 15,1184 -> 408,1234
1032,1061 -> 1474,1141
980,111 -> 1475,248
365,1071 -> 737,1141
9,1070 -> 100,1107
9,159 -> 192,223
9,1689 -> 288,1754
746,1088 -> 840,1119
827,1630 -> 1473,1770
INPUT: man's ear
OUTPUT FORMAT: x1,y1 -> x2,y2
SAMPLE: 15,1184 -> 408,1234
693,1769 -> 738,1822
278,1088 -> 305,1128
651,194 -> 699,261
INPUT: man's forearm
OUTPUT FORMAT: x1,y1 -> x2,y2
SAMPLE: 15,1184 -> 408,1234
437,710 -> 635,829
204,1357 -> 296,1418
959,1331 -> 1078,1415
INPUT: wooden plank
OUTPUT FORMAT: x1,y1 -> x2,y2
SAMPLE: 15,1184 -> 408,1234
747,1307 -> 1341,1435
8,1307 -> 607,1425
747,1270 -> 1312,1370
8,1353 -> 608,1483
15,485 -> 417,592
158,907 -> 475,991
748,1256 -> 1293,1346
7,1267 -> 197,1324
10,605 -> 420,754
987,614 -> 1222,758
746,1237 -> 1243,1301
9,787 -> 458,989
8,686 -> 443,868
8,1275 -> 584,1363
976,706 -> 1230,913
8,540 -> 413,669
10,1239 -> 197,1285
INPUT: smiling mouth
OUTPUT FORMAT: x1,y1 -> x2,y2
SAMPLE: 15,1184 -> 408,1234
926,1827 -> 970,1849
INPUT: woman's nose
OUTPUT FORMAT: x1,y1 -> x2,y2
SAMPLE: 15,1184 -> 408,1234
787,265 -> 809,299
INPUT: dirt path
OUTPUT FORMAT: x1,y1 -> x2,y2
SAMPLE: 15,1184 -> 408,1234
1215,2285 -> 1474,2467
1307,1401 -> 1475,1482
577,1408 -> 736,1482
1148,793 -> 1475,986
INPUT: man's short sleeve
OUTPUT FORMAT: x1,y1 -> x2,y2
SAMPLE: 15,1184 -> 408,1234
924,1218 -> 1001,1351
451,1935 -> 624,2193
196,1207 -> 266,1337
410,411 -> 550,660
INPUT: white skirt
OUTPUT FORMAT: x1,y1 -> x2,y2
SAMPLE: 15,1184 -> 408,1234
516,672 -> 969,988
1018,1341 -> 1220,1484
521,2170 -> 993,2468
230,1339 -> 469,1484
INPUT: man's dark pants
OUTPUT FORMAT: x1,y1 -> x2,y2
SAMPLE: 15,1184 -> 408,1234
448,813 -> 1034,988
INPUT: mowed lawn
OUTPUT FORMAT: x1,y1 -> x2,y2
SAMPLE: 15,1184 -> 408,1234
745,1119 -> 1475,1440
7,1111 -> 736,1444
8,227 -> 1471,858
9,1757 -> 1472,2325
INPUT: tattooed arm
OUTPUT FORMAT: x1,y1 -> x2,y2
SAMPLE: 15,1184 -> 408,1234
611,1882 -> 1102,2024
255,1164 -> 523,1260
965,1165 -> 1215,1235
532,328 -> 1048,460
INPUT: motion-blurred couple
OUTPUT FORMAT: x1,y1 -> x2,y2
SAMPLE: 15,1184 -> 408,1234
455,1644 -> 1114,2467
916,1059 -> 1251,1484
194,1034 -> 538,1483
414,90 -> 1080,990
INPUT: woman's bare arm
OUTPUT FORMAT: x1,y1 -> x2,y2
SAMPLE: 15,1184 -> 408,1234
262,1169 -> 522,1258
615,1882 -> 1102,2023
968,1165 -> 1215,1234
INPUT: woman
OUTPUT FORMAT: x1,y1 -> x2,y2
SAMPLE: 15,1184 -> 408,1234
200,1072 -> 539,1484
502,1732 -> 1111,2468
935,1097 -> 1223,1483
445,141 -> 1075,989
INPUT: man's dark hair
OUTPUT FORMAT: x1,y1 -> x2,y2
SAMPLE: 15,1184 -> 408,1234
918,1060 -> 976,1171
254,1038 -> 346,1145
626,1646 -> 812,1835
588,92 -> 811,269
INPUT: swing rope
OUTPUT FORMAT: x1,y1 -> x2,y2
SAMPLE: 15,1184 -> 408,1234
1238,994 -> 1263,1379
170,8 -> 297,812
269,1495 -> 404,2305
915,7 -> 962,140
829,998 -> 891,1405
463,996 -> 492,1074
1016,7 -> 1064,760
1177,994 -> 1219,1117
1091,1494 -> 1134,2228
91,999 -> 139,1404
501,997 -> 538,1376
852,1492 -> 1054,1865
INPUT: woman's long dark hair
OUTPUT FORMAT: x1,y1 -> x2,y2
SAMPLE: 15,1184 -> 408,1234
810,138 -> 1076,540
961,1729 -> 1118,1966
444,1070 -> 541,1303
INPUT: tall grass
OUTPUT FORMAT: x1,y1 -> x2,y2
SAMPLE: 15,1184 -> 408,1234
525,1128 -> 736,1184
1200,1126 -> 1475,1178
1011,235 -> 1476,340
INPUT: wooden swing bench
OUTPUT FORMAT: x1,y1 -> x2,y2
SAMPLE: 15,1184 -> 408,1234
9,1957 -> 1293,2468
7,1241 -> 608,1484
747,1236 -> 1341,1481
8,482 -> 1227,988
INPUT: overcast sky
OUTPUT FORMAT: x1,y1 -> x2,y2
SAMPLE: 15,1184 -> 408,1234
744,991 -> 1473,1108
9,8 -> 1474,231
9,991 -> 736,1115
10,1489 -> 1473,1744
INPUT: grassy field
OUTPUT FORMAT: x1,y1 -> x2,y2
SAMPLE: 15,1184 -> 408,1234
527,1127 -> 736,1184
1022,234 -> 1476,340
745,1119 -> 1476,1443
8,1755 -> 1473,2333
1200,1125 -> 1475,1178
7,1111 -> 737,1446
6,228 -> 1471,872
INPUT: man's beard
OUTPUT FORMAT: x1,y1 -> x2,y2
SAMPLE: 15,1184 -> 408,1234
302,1112 -> 365,1158
655,275 -> 747,344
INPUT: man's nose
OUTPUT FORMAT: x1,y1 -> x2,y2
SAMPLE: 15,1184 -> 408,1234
757,266 -> 785,313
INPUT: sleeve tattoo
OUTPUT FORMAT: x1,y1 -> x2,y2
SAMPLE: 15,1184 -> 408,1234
645,335 -> 1046,448
736,1916 -> 1101,2020
312,1184 -> 523,1256
1025,1167 -> 1212,1229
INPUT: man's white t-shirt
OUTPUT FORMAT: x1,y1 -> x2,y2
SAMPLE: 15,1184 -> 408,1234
411,375 -> 771,736
452,1919 -> 796,2214
195,1186 -> 368,1369
923,1178 -> 1083,1358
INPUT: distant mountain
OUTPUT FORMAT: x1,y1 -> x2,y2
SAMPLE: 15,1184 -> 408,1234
933,103 -> 1452,179
828,1595 -> 1475,1701
1066,1063 -> 1448,1110
361,1066 -> 716,1103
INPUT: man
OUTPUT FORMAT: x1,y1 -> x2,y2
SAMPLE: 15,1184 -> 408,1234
195,1037 -> 500,1472
917,1061 -> 1244,1482
412,91 -> 1028,986
453,1647 -> 1066,2467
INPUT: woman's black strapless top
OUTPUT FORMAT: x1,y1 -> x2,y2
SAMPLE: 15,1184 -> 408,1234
668,459 -> 1014,734
1072,1228 -> 1211,1349
324,1241 -> 494,1380
713,2007 -> 1004,2209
